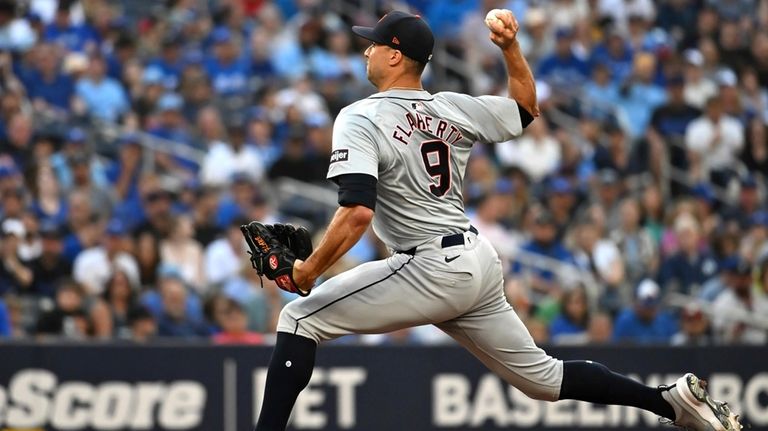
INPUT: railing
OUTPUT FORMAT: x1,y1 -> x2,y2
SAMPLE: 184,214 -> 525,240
32,106 -> 207,193
272,177 -> 338,208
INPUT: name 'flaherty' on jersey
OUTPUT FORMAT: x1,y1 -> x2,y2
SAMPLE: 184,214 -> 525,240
326,88 -> 524,250
391,109 -> 464,146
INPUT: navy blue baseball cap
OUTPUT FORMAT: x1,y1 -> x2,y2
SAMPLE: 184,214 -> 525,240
106,219 -> 127,236
352,11 -> 434,64
691,183 -> 715,203
0,164 -> 19,179
549,177 -> 573,194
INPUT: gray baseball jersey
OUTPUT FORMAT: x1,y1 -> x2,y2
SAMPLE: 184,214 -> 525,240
326,89 -> 523,250
278,88 -> 563,401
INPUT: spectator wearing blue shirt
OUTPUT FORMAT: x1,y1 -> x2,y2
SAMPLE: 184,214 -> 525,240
590,29 -> 634,86
60,189 -> 99,264
149,93 -> 191,143
0,298 -> 10,337
147,35 -> 186,90
613,279 -> 677,344
52,128 -> 86,188
51,128 -> 109,194
43,2 -> 98,52
141,266 -> 204,321
615,52 -> 667,138
23,43 -> 73,110
550,286 -> 590,345
537,28 -> 590,88
29,164 -> 69,227
154,275 -> 210,339
582,62 -> 622,113
424,0 -> 478,39
658,213 -> 719,295
107,134 -> 145,229
648,75 -> 701,178
204,28 -> 250,97
75,55 -> 129,122
656,0 -> 698,45
309,29 -> 366,82
270,31 -> 309,80
721,176 -> 763,230
511,210 -> 574,301
545,177 -> 580,239
247,108 -> 282,169
249,28 -> 276,80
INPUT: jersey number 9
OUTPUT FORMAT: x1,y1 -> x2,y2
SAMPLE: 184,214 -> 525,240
420,140 -> 451,197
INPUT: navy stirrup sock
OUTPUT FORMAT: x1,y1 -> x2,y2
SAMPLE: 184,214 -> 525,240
255,332 -> 317,431
559,360 -> 675,420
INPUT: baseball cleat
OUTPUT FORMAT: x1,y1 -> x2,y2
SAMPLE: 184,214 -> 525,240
661,373 -> 743,431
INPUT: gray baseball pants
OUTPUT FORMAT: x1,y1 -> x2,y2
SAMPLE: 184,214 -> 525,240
277,231 -> 563,401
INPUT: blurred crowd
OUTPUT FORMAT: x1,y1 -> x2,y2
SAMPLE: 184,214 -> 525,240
0,0 -> 766,347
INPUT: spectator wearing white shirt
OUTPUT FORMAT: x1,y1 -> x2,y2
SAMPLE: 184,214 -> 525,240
29,0 -> 85,25
73,219 -> 140,295
0,1 -> 37,52
597,0 -> 656,34
274,76 -> 329,120
682,49 -> 717,109
685,96 -> 744,188
204,219 -> 247,287
200,119 -> 264,186
496,116 -> 561,182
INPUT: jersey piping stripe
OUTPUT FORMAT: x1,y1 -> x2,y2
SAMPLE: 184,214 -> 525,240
367,96 -> 435,101
293,255 -> 415,335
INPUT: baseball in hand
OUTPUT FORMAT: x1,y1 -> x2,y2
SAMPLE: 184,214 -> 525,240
484,9 -> 506,30
484,9 -> 519,47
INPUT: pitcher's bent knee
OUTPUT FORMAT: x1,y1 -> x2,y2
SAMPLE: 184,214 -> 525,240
520,382 -> 560,402
509,357 -> 564,402
276,301 -> 325,344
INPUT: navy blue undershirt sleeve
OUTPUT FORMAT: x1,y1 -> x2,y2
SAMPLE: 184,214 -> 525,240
332,173 -> 377,210
519,105 -> 534,128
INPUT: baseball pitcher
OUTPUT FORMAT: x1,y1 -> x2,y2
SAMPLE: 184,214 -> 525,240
242,9 -> 741,431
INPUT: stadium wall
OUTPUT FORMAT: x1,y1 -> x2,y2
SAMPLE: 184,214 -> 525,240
0,344 -> 765,430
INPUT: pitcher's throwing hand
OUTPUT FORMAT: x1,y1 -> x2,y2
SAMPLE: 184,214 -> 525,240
485,8 -> 519,47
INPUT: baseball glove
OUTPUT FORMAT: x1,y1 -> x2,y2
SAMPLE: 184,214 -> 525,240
240,221 -> 313,296
267,223 -> 313,261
